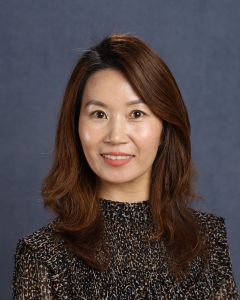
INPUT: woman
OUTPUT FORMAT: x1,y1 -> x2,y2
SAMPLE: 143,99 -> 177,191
13,34 -> 239,299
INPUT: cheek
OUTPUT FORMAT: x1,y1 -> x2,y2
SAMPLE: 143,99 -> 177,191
79,128 -> 98,167
135,123 -> 162,147
78,121 -> 96,151
79,128 -> 92,145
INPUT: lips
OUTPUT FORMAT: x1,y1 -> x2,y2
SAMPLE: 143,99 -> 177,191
102,154 -> 132,160
101,152 -> 134,166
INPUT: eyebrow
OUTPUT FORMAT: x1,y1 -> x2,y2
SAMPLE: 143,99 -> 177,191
85,99 -> 144,108
85,100 -> 107,108
126,99 -> 144,106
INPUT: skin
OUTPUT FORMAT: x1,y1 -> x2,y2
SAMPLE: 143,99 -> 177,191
78,69 -> 163,203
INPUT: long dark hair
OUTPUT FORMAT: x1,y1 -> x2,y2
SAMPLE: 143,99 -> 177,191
42,33 -> 208,278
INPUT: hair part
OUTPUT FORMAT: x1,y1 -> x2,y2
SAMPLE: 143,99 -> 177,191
42,33 -> 208,279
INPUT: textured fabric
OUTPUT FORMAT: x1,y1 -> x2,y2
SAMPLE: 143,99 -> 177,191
13,199 -> 239,299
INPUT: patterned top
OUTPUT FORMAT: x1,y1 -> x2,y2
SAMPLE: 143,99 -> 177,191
13,199 -> 239,299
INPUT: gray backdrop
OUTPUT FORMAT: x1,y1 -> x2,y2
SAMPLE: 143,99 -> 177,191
1,0 -> 239,298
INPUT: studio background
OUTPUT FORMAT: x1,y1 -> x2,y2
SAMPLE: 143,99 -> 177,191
0,1 -> 239,298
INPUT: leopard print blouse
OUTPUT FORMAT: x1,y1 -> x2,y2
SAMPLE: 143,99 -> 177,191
13,199 -> 239,299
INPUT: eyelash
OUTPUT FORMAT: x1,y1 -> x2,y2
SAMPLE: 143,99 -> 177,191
130,110 -> 145,118
90,110 -> 146,119
91,110 -> 107,119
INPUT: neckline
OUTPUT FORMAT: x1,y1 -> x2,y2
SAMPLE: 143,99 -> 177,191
99,198 -> 151,223
99,198 -> 149,205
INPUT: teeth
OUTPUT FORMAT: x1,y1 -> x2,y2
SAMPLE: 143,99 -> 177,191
103,155 -> 132,160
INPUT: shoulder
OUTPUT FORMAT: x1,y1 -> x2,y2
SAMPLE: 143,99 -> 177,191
193,211 -> 239,297
193,210 -> 231,263
16,219 -> 59,251
14,220 -> 68,270
194,210 -> 225,225
193,210 -> 226,239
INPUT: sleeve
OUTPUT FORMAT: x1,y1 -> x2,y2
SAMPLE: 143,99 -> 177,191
208,217 -> 239,299
12,239 -> 53,300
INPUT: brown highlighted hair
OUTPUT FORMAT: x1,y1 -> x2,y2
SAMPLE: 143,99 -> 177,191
42,33 -> 207,278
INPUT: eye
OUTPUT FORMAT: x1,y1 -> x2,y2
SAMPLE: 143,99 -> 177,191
92,110 -> 107,119
130,110 -> 145,118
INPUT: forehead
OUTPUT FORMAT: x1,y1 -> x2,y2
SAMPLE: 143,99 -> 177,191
86,68 -> 126,85
82,68 -> 139,103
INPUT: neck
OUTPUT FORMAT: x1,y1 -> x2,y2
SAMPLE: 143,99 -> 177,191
98,180 -> 150,203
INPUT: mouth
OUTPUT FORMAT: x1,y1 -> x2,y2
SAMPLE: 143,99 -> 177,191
101,153 -> 134,166
102,154 -> 133,160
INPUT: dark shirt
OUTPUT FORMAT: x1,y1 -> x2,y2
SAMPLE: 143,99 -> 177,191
13,199 -> 239,299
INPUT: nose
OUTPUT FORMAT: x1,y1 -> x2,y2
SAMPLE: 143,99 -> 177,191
104,115 -> 129,145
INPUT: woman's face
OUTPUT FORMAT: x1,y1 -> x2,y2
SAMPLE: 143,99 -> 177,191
78,68 -> 163,187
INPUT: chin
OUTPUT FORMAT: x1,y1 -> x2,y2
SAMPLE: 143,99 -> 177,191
101,176 -> 139,185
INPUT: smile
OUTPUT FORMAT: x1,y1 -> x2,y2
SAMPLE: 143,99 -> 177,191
101,153 -> 134,167
102,154 -> 133,160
